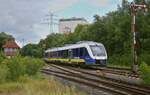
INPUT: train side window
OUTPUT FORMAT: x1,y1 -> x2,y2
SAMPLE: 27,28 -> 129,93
72,49 -> 75,57
68,49 -> 73,58
51,52 -> 54,57
58,51 -> 61,57
54,52 -> 57,57
80,48 -> 84,56
72,49 -> 78,57
45,53 -> 48,57
83,48 -> 89,56
62,50 -> 68,58
76,48 -> 80,57
61,50 -> 65,58
56,51 -> 58,57
77,48 -> 80,57
80,47 -> 89,57
66,50 -> 69,58
49,52 -> 51,57
59,51 -> 62,57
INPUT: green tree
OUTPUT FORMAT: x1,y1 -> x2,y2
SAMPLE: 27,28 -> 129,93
21,44 -> 42,58
0,32 -> 14,50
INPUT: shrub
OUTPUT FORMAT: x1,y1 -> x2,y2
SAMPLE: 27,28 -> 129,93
0,52 -> 6,63
0,64 -> 9,83
0,57 -> 4,63
23,57 -> 44,76
139,62 -> 150,85
5,57 -> 26,81
140,53 -> 150,66
2,56 -> 44,81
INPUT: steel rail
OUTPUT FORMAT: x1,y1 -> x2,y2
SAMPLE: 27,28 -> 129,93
48,64 -> 150,95
41,69 -> 128,95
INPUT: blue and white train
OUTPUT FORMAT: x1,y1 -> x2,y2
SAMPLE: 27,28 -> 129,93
44,41 -> 107,66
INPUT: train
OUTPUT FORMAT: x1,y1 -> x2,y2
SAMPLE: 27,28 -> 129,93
44,41 -> 108,66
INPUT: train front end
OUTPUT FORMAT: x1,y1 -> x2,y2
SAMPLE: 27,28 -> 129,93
89,43 -> 107,66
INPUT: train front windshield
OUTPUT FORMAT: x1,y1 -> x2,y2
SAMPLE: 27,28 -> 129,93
90,45 -> 106,56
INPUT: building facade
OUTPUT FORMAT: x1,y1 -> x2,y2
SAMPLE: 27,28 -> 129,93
3,40 -> 20,57
59,17 -> 88,34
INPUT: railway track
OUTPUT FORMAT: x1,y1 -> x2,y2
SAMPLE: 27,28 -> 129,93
89,66 -> 139,78
41,64 -> 150,95
49,63 -> 139,78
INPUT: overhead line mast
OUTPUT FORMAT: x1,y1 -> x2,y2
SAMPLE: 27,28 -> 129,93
42,12 -> 58,33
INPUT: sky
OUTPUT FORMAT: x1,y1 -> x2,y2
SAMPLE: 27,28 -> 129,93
0,0 -> 132,47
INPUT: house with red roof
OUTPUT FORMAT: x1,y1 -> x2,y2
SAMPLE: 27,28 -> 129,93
3,40 -> 20,57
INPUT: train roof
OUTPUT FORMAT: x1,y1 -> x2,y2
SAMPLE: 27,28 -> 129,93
45,41 -> 103,53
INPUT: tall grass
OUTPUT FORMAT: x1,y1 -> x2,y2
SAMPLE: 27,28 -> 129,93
0,76 -> 86,95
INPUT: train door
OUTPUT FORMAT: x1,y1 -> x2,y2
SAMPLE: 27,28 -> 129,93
68,49 -> 73,58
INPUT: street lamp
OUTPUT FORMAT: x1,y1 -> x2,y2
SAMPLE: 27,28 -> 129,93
130,1 -> 148,73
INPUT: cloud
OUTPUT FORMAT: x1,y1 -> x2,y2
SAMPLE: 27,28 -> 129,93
0,0 -> 81,46
48,0 -> 79,12
0,0 -> 50,45
88,0 -> 111,8
0,0 -> 120,47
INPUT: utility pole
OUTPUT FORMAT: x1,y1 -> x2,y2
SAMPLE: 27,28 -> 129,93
42,12 -> 58,33
130,1 -> 148,73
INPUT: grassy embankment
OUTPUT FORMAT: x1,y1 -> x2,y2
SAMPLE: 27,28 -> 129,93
0,56 -> 86,95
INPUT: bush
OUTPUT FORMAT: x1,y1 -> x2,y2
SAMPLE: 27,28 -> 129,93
5,57 -> 26,81
1,56 -> 44,81
0,57 -> 4,63
140,54 -> 150,66
23,57 -> 44,76
0,64 -> 9,83
139,62 -> 150,85
0,52 -> 6,63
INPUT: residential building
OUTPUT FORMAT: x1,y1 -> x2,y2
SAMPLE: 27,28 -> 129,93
59,17 -> 88,34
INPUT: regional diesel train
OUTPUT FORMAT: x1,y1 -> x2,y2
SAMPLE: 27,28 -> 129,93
44,41 -> 107,66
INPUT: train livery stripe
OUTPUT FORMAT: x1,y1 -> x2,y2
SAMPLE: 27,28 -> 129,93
47,58 -> 85,63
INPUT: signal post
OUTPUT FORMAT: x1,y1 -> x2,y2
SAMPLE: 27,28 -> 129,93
130,1 -> 148,73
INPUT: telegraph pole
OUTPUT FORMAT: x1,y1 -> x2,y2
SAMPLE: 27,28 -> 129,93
130,1 -> 148,73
